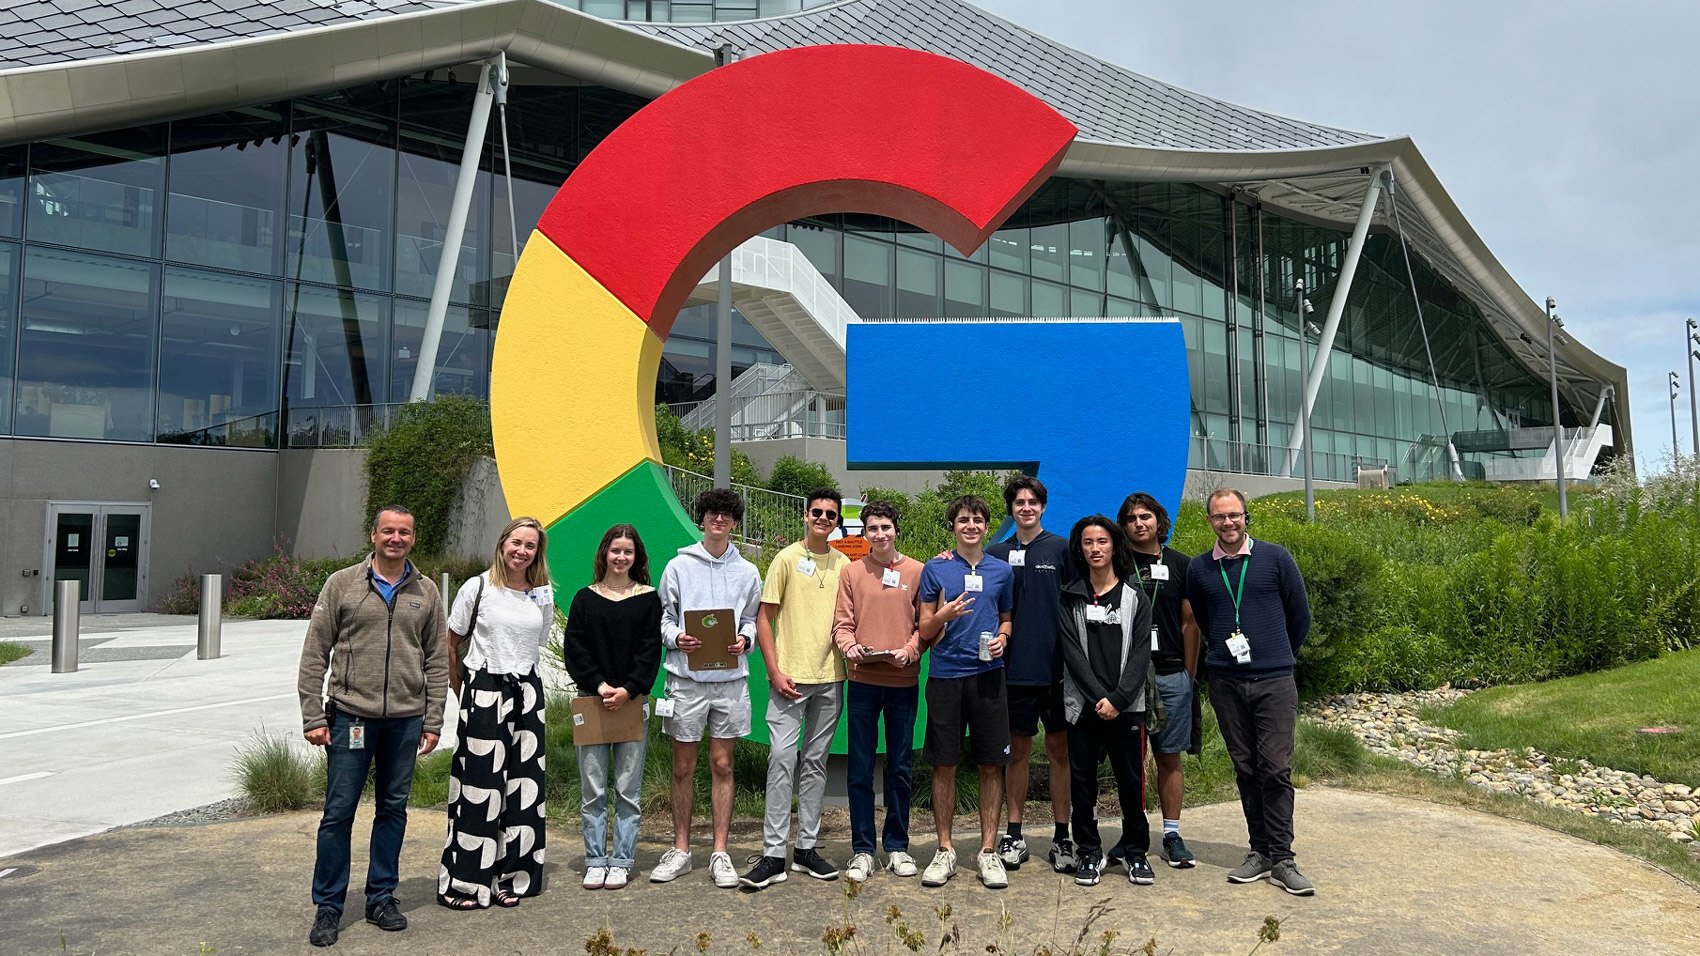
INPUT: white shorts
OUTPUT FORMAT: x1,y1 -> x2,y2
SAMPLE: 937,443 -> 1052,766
663,673 -> 751,742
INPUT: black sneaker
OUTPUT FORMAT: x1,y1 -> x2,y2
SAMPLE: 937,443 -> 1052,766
1073,852 -> 1102,887
792,847 -> 841,880
739,854 -> 789,890
1048,837 -> 1078,873
1127,853 -> 1156,885
1162,832 -> 1196,868
308,906 -> 340,947
996,834 -> 1029,869
1104,846 -> 1125,869
364,897 -> 406,932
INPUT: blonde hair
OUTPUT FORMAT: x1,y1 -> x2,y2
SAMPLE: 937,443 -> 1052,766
488,516 -> 550,588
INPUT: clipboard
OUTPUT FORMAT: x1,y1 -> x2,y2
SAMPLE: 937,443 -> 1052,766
684,607 -> 739,671
570,695 -> 649,745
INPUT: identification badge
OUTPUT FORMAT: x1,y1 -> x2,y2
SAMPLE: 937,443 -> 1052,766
1149,564 -> 1169,581
349,721 -> 366,750
527,584 -> 554,606
654,698 -> 676,718
881,567 -> 902,588
1007,549 -> 1026,567
797,558 -> 817,577
1151,626 -> 1161,652
1086,604 -> 1108,623
963,573 -> 983,593
1226,630 -> 1252,664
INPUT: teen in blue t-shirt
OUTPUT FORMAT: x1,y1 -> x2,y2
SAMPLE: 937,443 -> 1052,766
916,495 -> 1016,891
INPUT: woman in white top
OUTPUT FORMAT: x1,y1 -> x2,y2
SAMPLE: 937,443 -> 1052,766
437,516 -> 553,910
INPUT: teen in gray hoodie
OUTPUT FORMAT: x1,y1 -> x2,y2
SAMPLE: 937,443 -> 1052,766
650,488 -> 763,889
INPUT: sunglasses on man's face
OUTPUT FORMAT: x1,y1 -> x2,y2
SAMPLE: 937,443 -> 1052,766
809,508 -> 839,520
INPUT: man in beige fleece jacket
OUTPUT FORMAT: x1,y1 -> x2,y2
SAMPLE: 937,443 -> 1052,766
297,505 -> 447,947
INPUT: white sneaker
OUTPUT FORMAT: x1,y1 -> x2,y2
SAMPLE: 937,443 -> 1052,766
845,852 -> 875,883
977,850 -> 1008,889
886,850 -> 919,878
604,866 -> 630,890
921,847 -> 956,887
649,848 -> 693,883
709,851 -> 738,889
583,866 -> 608,889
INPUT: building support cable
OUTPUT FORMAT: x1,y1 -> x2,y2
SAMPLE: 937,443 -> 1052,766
496,53 -> 519,272
410,56 -> 504,402
1383,169 -> 1464,480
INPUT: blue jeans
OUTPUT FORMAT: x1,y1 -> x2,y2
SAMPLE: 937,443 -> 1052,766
846,681 -> 918,856
313,710 -> 423,916
579,737 -> 648,868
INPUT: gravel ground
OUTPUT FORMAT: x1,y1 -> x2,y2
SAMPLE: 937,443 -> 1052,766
118,798 -> 250,830
1309,688 -> 1700,844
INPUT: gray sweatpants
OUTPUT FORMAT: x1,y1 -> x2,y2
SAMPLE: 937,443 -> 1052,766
762,681 -> 843,857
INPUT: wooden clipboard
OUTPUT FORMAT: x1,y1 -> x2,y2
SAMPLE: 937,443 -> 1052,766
570,695 -> 648,745
684,607 -> 739,671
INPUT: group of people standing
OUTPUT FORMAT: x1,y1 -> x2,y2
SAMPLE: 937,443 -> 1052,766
294,479 -> 1313,949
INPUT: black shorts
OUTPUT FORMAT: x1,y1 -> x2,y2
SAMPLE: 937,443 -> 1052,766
923,669 -> 1012,767
1006,682 -> 1067,737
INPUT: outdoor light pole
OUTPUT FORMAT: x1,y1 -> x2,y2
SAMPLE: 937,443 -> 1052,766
1297,279 -> 1315,523
1687,318 -> 1698,457
711,43 -> 736,488
1672,371 -> 1683,458
1546,297 -> 1568,520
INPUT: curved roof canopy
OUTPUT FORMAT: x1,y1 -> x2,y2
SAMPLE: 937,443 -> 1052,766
0,0 -> 1628,451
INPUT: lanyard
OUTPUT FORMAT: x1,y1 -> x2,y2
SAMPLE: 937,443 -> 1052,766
1218,556 -> 1249,632
1130,552 -> 1161,601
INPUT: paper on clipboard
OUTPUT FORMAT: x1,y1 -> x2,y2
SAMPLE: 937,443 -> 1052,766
684,608 -> 739,671
570,695 -> 648,745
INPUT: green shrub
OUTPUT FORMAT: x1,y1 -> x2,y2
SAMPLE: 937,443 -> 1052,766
157,571 -> 208,615
224,550 -> 351,619
231,732 -> 325,813
364,395 -> 493,556
1261,519 -> 1384,696
655,404 -> 759,485
765,455 -> 840,498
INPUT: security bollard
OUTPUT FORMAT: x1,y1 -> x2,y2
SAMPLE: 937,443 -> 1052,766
51,579 -> 80,674
440,573 -> 452,617
197,573 -> 223,660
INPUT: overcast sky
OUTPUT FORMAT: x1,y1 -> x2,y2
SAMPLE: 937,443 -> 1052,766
971,0 -> 1700,472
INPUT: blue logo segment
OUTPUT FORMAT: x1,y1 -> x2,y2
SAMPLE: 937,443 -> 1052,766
846,321 -> 1191,532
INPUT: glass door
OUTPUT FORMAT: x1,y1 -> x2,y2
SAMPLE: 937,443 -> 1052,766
43,503 -> 150,614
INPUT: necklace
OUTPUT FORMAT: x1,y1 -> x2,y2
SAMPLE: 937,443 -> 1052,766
598,580 -> 637,596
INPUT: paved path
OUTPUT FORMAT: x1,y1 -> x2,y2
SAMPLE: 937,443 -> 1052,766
0,788 -> 1694,955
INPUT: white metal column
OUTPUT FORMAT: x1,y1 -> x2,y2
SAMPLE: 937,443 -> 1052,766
1283,170 -> 1386,477
409,56 -> 505,402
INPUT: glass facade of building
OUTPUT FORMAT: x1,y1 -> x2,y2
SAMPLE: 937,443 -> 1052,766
0,74 -> 1566,480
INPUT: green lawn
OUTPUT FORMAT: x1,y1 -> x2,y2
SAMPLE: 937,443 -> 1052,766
1425,648 -> 1700,788
0,641 -> 31,666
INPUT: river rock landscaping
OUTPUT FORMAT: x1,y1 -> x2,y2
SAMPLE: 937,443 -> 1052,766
1310,688 -> 1700,844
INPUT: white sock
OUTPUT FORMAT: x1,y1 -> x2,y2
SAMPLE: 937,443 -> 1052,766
1163,819 -> 1180,836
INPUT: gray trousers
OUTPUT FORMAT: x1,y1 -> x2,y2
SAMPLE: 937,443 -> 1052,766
762,681 -> 843,857
1208,674 -> 1299,863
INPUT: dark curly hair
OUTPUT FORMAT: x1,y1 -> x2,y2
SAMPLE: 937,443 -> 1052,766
1003,475 -> 1048,510
860,499 -> 901,534
693,487 -> 745,525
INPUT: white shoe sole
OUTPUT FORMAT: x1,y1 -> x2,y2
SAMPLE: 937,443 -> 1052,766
1272,878 -> 1315,896
738,872 -> 787,889
791,863 -> 840,881
1226,871 -> 1271,884
921,870 -> 953,887
649,867 -> 690,883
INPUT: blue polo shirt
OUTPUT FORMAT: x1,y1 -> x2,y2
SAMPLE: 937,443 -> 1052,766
919,552 -> 1014,678
369,561 -> 414,605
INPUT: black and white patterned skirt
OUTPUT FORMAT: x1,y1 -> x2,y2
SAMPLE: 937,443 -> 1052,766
437,667 -> 547,904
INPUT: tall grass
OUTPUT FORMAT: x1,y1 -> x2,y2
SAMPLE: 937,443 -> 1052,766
0,641 -> 31,666
230,732 -> 325,813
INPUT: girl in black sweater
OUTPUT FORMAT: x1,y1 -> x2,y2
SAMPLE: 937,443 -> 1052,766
563,523 -> 663,890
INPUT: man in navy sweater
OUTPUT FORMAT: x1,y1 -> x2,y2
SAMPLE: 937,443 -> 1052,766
1186,488 -> 1315,896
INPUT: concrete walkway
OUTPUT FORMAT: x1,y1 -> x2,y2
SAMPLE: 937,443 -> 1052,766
0,789 -> 1694,955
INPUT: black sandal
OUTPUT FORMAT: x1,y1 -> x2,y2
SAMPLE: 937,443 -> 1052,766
437,893 -> 481,910
494,890 -> 522,908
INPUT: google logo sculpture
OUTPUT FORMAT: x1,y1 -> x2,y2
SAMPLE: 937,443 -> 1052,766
490,45 -> 1190,745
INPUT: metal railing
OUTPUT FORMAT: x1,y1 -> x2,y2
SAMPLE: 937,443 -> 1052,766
284,403 -> 418,448
1194,437 -> 1388,484
664,464 -> 806,550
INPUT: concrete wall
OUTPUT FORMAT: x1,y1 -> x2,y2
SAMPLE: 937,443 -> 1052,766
1182,469 -> 1354,503
275,449 -> 368,559
0,438 -> 278,615
275,448 -> 511,561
